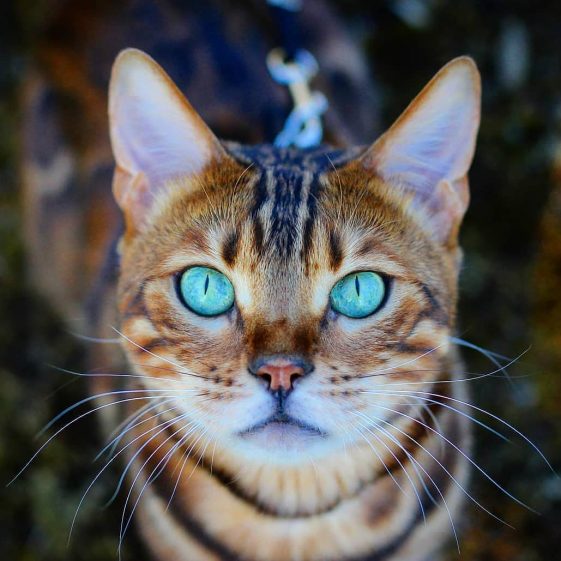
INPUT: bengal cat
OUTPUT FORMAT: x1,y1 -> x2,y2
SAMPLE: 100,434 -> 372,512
22,3 -> 483,560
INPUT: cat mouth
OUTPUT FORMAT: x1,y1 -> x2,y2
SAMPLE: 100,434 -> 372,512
240,412 -> 326,439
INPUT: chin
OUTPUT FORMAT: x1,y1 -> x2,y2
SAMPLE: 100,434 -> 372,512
235,415 -> 332,463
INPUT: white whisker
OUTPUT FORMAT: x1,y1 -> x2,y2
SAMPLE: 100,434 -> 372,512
356,408 -> 512,528
112,327 -> 206,379
362,388 -> 554,473
362,390 -> 509,442
353,411 -> 459,551
358,343 -> 448,379
119,419 -> 207,549
69,403 -> 183,541
8,394 -> 186,485
352,420 -> 420,512
368,402 -> 535,513
99,401 -> 179,461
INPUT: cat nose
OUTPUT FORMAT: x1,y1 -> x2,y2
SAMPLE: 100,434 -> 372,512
251,356 -> 312,392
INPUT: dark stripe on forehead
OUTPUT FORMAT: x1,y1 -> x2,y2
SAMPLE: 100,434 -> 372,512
250,168 -> 268,255
252,219 -> 264,256
230,144 -> 358,262
222,228 -> 240,266
269,168 -> 304,258
301,173 -> 322,272
249,159 -> 310,261
329,229 -> 344,271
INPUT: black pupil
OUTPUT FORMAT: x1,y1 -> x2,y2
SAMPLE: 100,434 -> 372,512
204,274 -> 210,295
354,275 -> 360,297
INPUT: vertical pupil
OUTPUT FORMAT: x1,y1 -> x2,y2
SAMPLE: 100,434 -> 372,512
354,275 -> 360,297
204,274 -> 210,295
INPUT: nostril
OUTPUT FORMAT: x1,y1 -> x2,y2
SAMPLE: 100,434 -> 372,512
290,371 -> 304,387
258,372 -> 272,389
252,359 -> 310,393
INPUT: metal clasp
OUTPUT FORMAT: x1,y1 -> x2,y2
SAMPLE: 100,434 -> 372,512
267,48 -> 328,148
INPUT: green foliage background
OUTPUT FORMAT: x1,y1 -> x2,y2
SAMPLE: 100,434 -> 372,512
1,1 -> 561,560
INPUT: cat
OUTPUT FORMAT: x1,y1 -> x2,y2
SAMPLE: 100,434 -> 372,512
23,2 -> 481,560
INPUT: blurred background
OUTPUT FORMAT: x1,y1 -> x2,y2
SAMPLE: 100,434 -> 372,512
1,1 -> 561,560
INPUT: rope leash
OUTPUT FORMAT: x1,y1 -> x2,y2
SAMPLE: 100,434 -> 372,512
266,0 -> 328,148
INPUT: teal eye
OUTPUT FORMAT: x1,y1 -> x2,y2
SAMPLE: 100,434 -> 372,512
178,267 -> 235,317
330,271 -> 386,319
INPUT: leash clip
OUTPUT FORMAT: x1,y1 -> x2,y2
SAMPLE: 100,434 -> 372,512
267,48 -> 328,149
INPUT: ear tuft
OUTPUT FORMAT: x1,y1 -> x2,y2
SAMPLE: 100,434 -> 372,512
362,56 -> 481,244
109,48 -> 226,230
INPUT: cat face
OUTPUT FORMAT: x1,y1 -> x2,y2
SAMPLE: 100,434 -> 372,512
109,50 -> 480,465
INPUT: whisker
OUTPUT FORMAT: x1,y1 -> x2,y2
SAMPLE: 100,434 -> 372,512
165,427 -> 210,511
102,401 -> 158,446
119,432 -> 191,556
358,343 -> 448,379
119,419 -> 206,549
151,424 -> 205,487
450,335 -> 512,362
323,152 -> 344,224
39,388 -> 196,436
418,403 -> 446,457
69,332 -> 122,344
365,350 -> 527,386
8,394 -> 185,485
68,404 -> 184,540
117,416 -> 198,517
357,408 -> 512,528
370,402 -> 537,513
209,437 -> 218,476
353,411 -> 460,551
359,414 -> 438,505
107,410 -> 207,509
99,401 -> 179,461
364,388 -> 555,474
49,364 -> 189,386
349,422 -> 407,497
112,327 -> 206,379
362,390 -> 509,442
450,337 -> 529,389
352,420 -> 423,518
128,362 -> 208,380
361,399 -> 459,520
357,339 -> 524,385
104,392 -> 219,458
233,162 -> 254,191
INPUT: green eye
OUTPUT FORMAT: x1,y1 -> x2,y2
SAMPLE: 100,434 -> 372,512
178,266 -> 235,317
330,271 -> 386,319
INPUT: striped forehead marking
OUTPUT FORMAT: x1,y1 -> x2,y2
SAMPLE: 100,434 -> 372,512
251,165 -> 312,259
225,144 -> 363,263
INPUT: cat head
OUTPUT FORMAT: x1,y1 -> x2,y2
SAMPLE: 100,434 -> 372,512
108,49 -> 480,465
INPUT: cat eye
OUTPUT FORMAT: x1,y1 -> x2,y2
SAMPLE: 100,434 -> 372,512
178,266 -> 235,317
330,271 -> 386,319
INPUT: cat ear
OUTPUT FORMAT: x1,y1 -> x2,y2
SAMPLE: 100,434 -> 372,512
361,57 -> 481,246
109,48 -> 227,231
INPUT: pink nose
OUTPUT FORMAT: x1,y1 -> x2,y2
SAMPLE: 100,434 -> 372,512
255,358 -> 306,392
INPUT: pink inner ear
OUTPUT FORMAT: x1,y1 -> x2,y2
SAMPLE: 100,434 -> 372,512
109,49 -> 223,193
112,167 -> 151,219
112,87 -> 212,187
363,58 -> 480,243
367,58 -> 480,197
